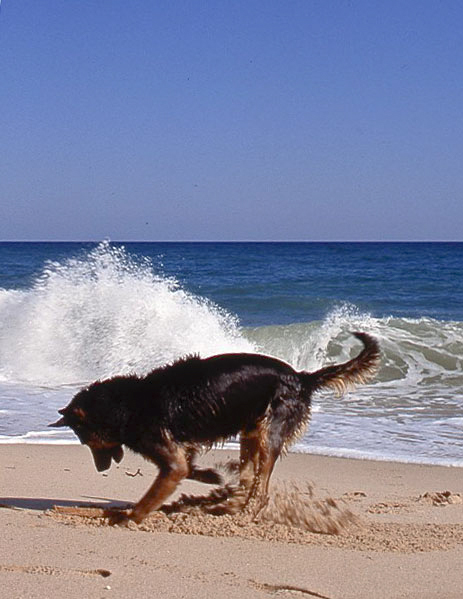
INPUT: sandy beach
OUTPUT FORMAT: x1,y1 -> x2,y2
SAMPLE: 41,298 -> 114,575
1,445 -> 463,598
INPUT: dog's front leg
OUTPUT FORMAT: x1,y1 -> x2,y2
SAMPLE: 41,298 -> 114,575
127,447 -> 189,525
186,447 -> 223,485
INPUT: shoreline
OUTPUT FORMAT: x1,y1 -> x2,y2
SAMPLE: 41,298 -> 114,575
1,445 -> 463,598
1,437 -> 463,469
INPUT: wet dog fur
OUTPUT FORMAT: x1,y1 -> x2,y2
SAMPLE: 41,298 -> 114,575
50,332 -> 380,524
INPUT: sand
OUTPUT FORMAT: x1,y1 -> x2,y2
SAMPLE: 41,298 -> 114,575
1,445 -> 463,598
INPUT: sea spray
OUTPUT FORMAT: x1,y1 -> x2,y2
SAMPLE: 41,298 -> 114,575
0,242 -> 253,386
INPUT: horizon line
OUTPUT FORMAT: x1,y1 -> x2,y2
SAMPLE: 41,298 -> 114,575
0,239 -> 461,244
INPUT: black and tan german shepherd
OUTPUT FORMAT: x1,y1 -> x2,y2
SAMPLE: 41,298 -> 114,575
50,332 -> 380,524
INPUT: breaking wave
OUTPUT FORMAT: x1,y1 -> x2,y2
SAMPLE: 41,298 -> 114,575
0,242 -> 253,386
247,305 -> 463,404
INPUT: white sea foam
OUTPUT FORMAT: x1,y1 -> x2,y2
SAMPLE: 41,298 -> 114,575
0,242 -> 253,386
0,430 -> 79,444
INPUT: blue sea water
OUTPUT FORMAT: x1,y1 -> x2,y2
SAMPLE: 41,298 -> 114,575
0,241 -> 462,466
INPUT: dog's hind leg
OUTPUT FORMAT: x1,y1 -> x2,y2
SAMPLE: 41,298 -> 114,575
240,421 -> 279,511
249,404 -> 301,509
239,431 -> 261,494
254,399 -> 308,502
256,446 -> 279,498
127,445 -> 189,524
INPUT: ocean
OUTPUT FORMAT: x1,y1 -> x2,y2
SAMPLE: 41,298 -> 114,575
0,241 -> 462,466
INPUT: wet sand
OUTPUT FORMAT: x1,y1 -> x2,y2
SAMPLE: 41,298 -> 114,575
1,444 -> 463,598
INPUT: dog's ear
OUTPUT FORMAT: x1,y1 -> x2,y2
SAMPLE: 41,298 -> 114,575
49,406 -> 87,428
49,407 -> 69,427
49,416 -> 67,428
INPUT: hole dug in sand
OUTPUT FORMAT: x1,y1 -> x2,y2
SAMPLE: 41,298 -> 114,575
50,480 -> 358,542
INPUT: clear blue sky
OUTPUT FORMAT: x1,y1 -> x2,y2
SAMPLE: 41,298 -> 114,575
1,1 -> 462,241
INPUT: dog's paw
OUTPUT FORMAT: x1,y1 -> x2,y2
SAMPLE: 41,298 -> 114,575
198,468 -> 224,485
107,509 -> 132,527
189,467 -> 224,485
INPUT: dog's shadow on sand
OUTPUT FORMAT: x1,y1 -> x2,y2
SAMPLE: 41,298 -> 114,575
0,496 -> 129,512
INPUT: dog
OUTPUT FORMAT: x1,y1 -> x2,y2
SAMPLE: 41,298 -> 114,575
50,332 -> 380,524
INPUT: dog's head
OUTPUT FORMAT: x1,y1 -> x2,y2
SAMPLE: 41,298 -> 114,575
50,384 -> 124,472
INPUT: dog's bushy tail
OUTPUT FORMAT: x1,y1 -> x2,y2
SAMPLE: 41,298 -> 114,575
302,332 -> 380,395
